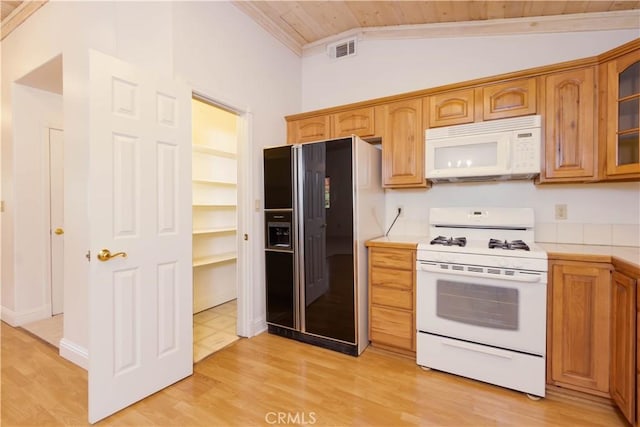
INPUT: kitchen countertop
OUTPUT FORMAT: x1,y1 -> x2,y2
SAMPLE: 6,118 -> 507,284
538,242 -> 640,277
366,236 -> 640,276
365,235 -> 422,249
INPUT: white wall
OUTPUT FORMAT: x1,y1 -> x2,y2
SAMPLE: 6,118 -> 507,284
385,181 -> 640,246
2,86 -> 62,323
172,1 -> 301,334
300,29 -> 640,243
1,1 -> 301,361
301,29 -> 639,111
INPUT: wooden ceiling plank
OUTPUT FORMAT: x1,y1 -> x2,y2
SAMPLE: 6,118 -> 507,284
345,1 -> 397,27
466,1 -> 489,21
541,1 -> 571,16
609,0 -> 640,11
432,1 -> 458,23
486,1 -> 508,20
503,1 -> 526,18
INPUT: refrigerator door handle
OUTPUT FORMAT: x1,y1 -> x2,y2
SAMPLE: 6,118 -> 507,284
293,145 -> 306,332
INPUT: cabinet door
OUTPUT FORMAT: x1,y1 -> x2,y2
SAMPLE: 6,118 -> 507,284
550,262 -> 611,395
610,271 -> 636,424
332,107 -> 375,138
376,99 -> 426,188
428,88 -> 475,127
542,67 -> 596,181
287,116 -> 331,144
482,78 -> 537,120
604,50 -> 640,178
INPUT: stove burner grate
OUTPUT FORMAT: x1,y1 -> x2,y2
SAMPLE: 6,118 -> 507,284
488,239 -> 530,251
430,236 -> 467,247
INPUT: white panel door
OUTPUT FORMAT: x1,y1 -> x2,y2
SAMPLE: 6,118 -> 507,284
49,128 -> 64,315
88,50 -> 192,424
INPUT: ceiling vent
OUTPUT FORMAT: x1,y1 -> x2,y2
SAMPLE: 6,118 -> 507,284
327,37 -> 357,59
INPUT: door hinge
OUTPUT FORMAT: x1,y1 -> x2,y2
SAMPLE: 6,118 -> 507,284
86,250 -> 91,261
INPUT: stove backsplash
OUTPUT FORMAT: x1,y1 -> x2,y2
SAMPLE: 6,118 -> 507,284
385,181 -> 640,247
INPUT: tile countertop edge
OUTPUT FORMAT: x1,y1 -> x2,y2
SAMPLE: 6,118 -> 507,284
537,243 -> 640,277
365,235 -> 422,249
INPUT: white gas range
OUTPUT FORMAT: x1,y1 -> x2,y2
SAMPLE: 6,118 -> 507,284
416,207 -> 548,398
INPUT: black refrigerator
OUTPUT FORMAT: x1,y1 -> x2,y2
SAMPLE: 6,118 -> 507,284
263,136 -> 384,355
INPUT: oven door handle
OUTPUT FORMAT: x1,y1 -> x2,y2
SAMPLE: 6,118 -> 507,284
418,263 -> 543,283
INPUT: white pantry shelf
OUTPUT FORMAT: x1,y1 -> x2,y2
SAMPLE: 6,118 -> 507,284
192,145 -> 237,159
193,227 -> 237,235
192,203 -> 237,208
192,178 -> 237,186
192,252 -> 237,267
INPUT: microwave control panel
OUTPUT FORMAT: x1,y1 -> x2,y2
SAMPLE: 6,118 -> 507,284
511,129 -> 541,173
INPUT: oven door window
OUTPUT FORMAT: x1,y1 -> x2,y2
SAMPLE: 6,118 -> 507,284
436,280 -> 518,330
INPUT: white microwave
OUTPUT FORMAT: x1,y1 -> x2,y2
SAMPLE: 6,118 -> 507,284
425,115 -> 541,182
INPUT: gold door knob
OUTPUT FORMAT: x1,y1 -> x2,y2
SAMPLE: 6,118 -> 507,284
97,248 -> 128,262
54,228 -> 64,235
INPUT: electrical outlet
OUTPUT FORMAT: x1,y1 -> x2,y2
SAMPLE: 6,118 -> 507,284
555,204 -> 568,220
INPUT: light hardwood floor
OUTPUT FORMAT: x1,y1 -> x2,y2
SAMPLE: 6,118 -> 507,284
1,321 -> 626,426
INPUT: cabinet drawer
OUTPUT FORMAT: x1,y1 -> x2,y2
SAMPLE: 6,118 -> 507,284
370,267 -> 412,290
370,306 -> 414,350
370,248 -> 413,270
371,285 -> 412,310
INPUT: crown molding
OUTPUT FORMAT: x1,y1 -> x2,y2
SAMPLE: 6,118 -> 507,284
1,0 -> 47,41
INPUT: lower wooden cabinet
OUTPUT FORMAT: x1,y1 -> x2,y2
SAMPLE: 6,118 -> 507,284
368,246 -> 416,355
611,270 -> 637,424
548,260 -> 612,396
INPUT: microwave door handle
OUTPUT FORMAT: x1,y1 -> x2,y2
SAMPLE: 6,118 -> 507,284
418,262 -> 542,283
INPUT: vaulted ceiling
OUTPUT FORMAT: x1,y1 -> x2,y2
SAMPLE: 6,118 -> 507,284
233,1 -> 640,55
2,1 -> 639,52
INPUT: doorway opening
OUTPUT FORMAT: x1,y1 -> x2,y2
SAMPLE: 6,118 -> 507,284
191,95 -> 241,362
13,55 -> 65,349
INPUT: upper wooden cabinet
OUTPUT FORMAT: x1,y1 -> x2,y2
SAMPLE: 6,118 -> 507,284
375,98 -> 426,188
427,88 -> 475,127
610,271 -> 637,425
548,260 -> 611,396
540,67 -> 597,182
601,48 -> 640,179
426,78 -> 537,128
287,115 -> 330,144
481,78 -> 537,120
287,107 -> 375,144
332,107 -> 376,138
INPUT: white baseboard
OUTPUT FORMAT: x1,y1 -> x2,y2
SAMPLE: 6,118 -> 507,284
251,317 -> 267,337
1,304 -> 51,326
59,338 -> 88,370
